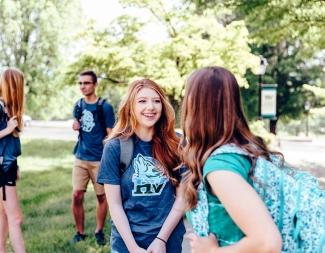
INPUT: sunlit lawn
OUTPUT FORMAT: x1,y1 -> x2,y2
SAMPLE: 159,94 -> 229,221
9,138 -> 110,253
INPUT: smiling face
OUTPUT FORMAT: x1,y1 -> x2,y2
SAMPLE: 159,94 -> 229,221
133,87 -> 162,131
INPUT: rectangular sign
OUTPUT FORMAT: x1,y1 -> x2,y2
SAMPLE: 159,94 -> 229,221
261,84 -> 277,119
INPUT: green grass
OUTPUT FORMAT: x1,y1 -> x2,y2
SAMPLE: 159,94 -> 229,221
11,138 -> 110,253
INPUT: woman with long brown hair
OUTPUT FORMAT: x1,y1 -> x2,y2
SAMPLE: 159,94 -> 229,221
0,68 -> 26,253
181,66 -> 282,253
97,79 -> 185,253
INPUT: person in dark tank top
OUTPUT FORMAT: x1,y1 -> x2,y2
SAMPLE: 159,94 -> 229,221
0,67 -> 26,253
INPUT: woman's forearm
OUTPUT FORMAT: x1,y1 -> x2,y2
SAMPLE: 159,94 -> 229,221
0,127 -> 11,139
216,237 -> 280,253
109,203 -> 139,252
189,233 -> 281,253
156,190 -> 186,241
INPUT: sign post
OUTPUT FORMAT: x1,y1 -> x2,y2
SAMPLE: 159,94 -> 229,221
260,84 -> 277,119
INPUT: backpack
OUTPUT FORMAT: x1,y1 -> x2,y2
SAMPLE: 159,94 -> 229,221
119,137 -> 134,175
118,132 -> 182,175
74,97 -> 106,134
187,143 -> 325,253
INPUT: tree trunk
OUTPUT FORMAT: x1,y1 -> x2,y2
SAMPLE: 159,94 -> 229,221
270,119 -> 278,135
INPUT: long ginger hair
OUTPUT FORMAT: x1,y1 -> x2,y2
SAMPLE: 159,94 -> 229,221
180,66 -> 279,208
109,79 -> 180,185
0,68 -> 25,136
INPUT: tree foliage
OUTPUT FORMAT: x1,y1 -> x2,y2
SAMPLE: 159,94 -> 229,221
228,0 -> 325,54
186,0 -> 325,133
241,43 -> 320,122
0,0 -> 81,119
68,0 -> 259,116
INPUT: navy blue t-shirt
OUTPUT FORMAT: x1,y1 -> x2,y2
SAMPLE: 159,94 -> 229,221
73,99 -> 115,161
0,105 -> 21,172
97,137 -> 185,253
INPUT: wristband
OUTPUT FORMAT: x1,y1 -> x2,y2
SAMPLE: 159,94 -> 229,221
156,236 -> 167,244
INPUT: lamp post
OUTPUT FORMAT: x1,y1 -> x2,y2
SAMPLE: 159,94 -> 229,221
304,101 -> 311,137
257,56 -> 268,118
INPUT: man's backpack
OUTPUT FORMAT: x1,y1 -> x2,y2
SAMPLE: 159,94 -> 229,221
74,97 -> 106,133
187,144 -> 325,253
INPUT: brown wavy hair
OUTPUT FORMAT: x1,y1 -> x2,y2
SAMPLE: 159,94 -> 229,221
109,79 -> 180,185
180,66 -> 280,209
0,68 -> 25,136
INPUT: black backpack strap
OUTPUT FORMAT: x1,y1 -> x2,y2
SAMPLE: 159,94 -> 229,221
97,97 -> 105,106
73,98 -> 84,152
74,98 -> 84,121
0,101 -> 8,200
119,136 -> 134,176
0,141 -> 6,200
96,97 -> 106,133
0,100 -> 7,158
0,99 -> 7,123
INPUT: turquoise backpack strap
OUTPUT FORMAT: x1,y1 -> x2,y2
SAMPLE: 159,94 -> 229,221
187,144 -> 245,237
186,183 -> 210,237
317,233 -> 325,253
210,143 -> 248,157
119,136 -> 134,176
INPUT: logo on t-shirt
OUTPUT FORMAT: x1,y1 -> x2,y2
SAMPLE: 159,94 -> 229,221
132,153 -> 168,196
81,109 -> 95,132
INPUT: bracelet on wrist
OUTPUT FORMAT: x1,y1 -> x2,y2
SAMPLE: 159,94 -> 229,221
156,236 -> 167,244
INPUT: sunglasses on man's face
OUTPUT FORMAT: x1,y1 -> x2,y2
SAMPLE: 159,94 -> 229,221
78,81 -> 93,85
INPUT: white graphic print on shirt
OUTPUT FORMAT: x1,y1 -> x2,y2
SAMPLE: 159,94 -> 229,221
81,109 -> 95,132
132,153 -> 168,196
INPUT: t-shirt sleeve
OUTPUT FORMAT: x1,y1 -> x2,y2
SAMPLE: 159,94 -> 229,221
97,138 -> 121,185
103,102 -> 115,128
203,153 -> 251,182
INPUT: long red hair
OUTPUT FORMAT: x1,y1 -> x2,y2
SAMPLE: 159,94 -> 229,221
109,79 -> 180,185
0,68 -> 25,136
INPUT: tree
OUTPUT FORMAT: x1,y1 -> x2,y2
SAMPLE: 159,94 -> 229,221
69,0 -> 259,119
188,0 -> 325,133
64,15 -> 150,111
0,0 -> 82,119
227,0 -> 325,55
241,43 -> 319,129
231,0 -> 325,133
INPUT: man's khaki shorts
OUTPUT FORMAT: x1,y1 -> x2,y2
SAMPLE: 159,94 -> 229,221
72,158 -> 105,195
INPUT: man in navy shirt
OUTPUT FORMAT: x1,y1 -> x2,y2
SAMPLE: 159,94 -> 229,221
71,70 -> 115,245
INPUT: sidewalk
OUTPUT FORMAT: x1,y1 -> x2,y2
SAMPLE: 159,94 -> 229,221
278,135 -> 325,145
29,119 -> 73,128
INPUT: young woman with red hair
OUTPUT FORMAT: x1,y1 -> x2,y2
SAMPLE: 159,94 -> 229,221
0,68 -> 26,253
97,79 -> 185,253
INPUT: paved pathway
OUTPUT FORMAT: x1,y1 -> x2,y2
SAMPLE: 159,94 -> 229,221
278,138 -> 325,187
